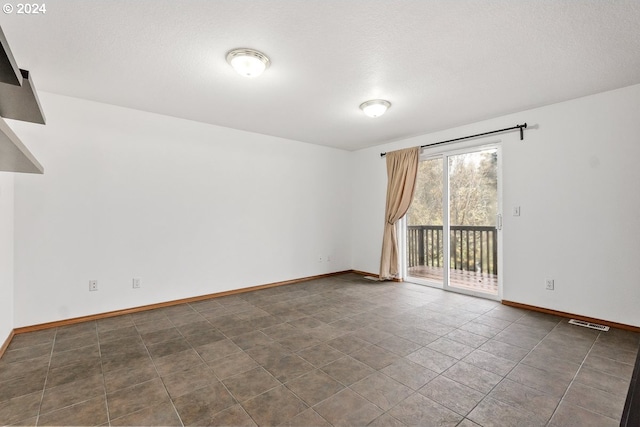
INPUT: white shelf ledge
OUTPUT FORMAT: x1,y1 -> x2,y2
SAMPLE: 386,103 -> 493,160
0,117 -> 43,174
0,69 -> 46,124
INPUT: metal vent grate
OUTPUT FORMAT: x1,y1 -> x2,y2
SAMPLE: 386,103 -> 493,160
569,319 -> 609,331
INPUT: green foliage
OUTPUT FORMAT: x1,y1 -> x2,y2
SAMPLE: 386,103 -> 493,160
407,150 -> 497,227
408,158 -> 443,226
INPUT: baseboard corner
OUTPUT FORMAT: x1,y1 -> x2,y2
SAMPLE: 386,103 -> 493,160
0,329 -> 15,359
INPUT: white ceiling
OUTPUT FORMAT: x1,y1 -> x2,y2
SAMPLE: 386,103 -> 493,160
2,0 -> 640,151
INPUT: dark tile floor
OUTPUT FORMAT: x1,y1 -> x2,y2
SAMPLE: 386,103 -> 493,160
0,273 -> 638,426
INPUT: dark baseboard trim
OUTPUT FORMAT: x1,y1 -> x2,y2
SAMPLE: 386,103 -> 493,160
13,270 -> 352,335
502,300 -> 640,333
0,329 -> 15,359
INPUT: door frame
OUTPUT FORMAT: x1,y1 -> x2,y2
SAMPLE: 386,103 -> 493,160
401,141 -> 503,301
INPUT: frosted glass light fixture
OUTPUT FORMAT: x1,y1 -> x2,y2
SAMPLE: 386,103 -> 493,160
359,99 -> 391,117
226,48 -> 270,78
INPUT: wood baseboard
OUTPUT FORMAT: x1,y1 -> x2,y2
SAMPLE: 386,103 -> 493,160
0,329 -> 15,359
14,270 -> 352,335
502,300 -> 640,333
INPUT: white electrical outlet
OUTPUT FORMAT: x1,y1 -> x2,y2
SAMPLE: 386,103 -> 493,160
132,278 -> 141,289
513,206 -> 521,216
89,280 -> 98,291
545,279 -> 554,290
318,255 -> 323,263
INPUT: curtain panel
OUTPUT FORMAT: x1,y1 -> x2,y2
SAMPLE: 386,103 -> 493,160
379,146 -> 420,280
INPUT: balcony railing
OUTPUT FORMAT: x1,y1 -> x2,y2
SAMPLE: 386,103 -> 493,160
407,225 -> 498,275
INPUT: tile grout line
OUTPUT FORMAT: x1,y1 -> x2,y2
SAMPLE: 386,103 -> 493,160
95,321 -> 112,427
207,296 -> 363,426
287,320 -> 394,424
319,298 -> 498,424
210,297 -> 342,424
315,305 -> 480,423
369,307 -> 505,423
171,304 -> 252,426
503,319 -> 611,424
215,312 -> 314,426
264,288 -> 504,420
545,328 -> 600,424
189,302 -> 273,425
133,313 -> 185,427
447,310 -> 561,424
29,326 -> 106,422
180,300 -> 312,425
33,328 -> 57,426
125,288 -> 370,425
546,329 -> 624,424
283,335 -> 354,425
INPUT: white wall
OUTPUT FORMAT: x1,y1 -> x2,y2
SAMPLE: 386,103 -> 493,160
0,173 -> 14,342
11,93 -> 352,327
351,84 -> 640,327
9,85 -> 640,329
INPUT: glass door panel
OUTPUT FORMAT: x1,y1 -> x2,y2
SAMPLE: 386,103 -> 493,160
447,148 -> 499,296
406,158 -> 444,286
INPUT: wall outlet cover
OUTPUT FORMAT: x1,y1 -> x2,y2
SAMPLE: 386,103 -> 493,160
545,279 -> 554,290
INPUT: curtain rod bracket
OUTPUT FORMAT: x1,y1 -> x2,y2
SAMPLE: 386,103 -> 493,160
520,122 -> 527,140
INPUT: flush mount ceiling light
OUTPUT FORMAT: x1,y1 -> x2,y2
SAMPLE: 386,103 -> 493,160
359,99 -> 391,118
226,48 -> 270,78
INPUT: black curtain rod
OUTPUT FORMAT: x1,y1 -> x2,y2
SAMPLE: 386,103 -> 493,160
380,123 -> 527,157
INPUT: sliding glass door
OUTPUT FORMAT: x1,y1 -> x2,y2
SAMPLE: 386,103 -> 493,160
404,145 -> 501,299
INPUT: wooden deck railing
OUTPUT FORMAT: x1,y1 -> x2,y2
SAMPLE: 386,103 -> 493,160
407,225 -> 498,275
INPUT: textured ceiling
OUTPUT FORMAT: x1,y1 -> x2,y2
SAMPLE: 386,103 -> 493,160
1,0 -> 640,150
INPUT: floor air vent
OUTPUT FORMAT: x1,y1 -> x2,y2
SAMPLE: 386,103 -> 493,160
569,319 -> 609,331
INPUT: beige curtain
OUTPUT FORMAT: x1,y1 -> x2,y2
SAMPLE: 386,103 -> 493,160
379,146 -> 420,280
